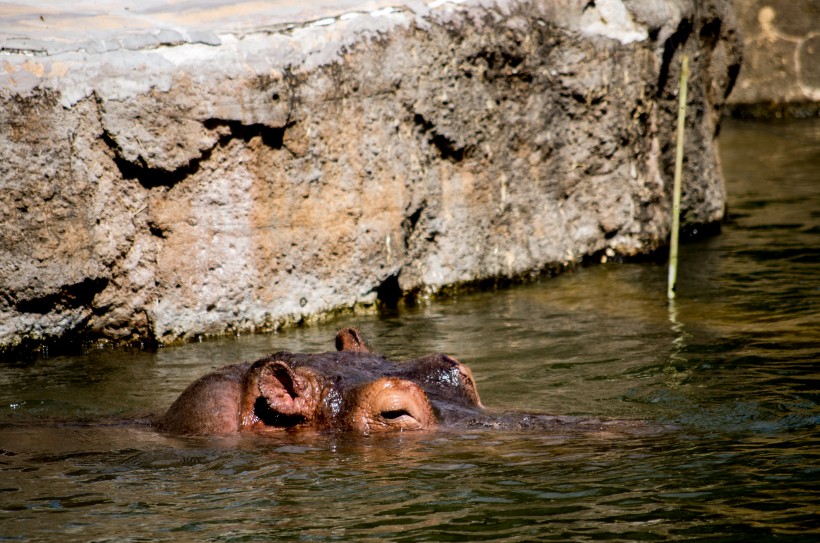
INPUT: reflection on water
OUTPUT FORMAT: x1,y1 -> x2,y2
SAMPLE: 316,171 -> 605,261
1,119 -> 818,541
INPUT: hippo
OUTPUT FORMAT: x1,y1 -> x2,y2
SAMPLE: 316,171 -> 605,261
157,328 -> 646,435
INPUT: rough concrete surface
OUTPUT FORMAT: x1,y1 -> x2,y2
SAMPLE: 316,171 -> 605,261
0,0 -> 742,351
727,0 -> 820,111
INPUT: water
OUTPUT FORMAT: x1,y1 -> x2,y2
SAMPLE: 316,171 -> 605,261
1,119 -> 818,541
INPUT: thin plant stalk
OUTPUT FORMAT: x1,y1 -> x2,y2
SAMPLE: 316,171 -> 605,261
668,55 -> 689,300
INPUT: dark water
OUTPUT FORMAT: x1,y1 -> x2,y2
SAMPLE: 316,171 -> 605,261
1,119 -> 818,541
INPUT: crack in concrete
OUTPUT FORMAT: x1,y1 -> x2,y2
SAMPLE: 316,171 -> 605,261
101,119 -> 288,189
14,278 -> 109,315
411,110 -> 472,162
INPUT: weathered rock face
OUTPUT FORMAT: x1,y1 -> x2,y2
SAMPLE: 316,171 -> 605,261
0,0 -> 741,351
727,0 -> 820,114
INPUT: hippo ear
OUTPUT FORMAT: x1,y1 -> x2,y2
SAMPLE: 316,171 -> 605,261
335,327 -> 371,353
257,362 -> 314,417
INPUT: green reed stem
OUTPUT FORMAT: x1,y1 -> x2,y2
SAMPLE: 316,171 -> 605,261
668,55 -> 689,300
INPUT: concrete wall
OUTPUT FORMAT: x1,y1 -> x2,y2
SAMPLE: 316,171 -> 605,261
0,0 -> 742,352
727,0 -> 820,116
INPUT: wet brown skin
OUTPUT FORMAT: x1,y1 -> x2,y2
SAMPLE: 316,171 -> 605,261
156,328 -> 483,435
157,328 -> 651,436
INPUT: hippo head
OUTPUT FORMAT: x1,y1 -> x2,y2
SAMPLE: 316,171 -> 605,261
158,328 -> 483,435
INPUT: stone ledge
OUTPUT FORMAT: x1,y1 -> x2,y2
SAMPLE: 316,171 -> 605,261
0,0 -> 741,351
727,0 -> 820,115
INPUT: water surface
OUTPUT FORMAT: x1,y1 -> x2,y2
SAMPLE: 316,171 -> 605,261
1,119 -> 818,541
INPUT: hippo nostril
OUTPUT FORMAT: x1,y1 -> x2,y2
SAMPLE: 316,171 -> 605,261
268,366 -> 298,400
353,378 -> 436,432
381,409 -> 413,421
254,397 -> 306,428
